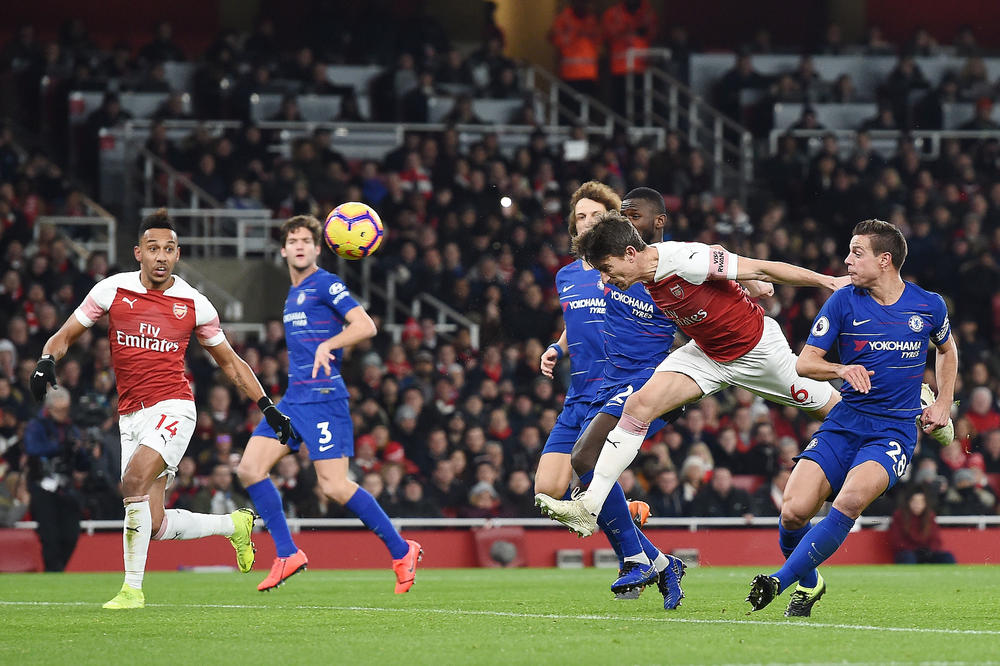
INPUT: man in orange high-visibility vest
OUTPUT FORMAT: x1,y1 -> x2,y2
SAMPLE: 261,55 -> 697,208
603,0 -> 658,116
549,0 -> 601,99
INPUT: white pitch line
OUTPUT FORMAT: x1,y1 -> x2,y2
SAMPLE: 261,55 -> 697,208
1,600 -> 998,637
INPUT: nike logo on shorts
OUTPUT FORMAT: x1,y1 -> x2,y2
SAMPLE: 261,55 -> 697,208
318,444 -> 335,452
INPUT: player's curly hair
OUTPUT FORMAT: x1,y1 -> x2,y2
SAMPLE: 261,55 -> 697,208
575,210 -> 646,270
138,207 -> 176,239
853,219 -> 907,270
280,215 -> 323,246
567,181 -> 621,239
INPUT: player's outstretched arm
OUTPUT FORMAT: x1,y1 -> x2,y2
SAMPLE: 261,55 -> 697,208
312,305 -> 377,378
32,316 -> 90,402
204,338 -> 294,443
734,256 -> 850,292
796,344 -> 874,393
540,328 -> 568,378
923,336 -> 959,433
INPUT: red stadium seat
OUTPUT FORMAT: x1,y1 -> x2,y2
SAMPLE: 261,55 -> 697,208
0,529 -> 43,572
731,474 -> 766,494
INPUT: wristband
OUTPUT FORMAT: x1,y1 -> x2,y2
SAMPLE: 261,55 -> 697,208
547,343 -> 564,361
257,396 -> 274,412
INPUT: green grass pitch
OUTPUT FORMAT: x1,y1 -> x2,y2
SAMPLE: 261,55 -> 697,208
2,566 -> 999,665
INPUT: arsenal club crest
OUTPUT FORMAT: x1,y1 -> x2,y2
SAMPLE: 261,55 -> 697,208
670,283 -> 684,299
173,303 -> 188,319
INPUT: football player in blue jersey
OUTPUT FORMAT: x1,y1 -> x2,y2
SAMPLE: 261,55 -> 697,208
746,219 -> 958,616
237,215 -> 422,593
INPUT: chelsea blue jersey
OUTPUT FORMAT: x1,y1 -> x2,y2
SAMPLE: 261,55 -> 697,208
806,282 -> 951,421
557,260 -> 606,405
282,268 -> 361,403
601,282 -> 677,384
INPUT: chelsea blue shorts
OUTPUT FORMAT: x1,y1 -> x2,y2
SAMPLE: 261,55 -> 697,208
251,396 -> 354,461
796,401 -> 917,494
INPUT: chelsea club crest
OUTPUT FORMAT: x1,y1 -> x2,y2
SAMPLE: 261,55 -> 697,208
908,315 -> 923,332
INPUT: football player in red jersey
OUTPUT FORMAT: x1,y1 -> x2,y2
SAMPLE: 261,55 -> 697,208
536,210 -> 850,537
30,209 -> 292,609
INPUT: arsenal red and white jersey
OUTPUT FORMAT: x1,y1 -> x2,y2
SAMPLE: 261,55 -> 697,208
74,271 -> 225,414
645,242 -> 764,362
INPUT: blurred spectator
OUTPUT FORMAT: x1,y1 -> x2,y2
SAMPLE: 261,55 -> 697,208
690,467 -> 754,519
888,491 -> 956,564
549,0 -> 601,98
23,387 -> 86,571
941,468 -> 996,515
752,468 -> 790,517
646,467 -> 685,517
191,463 -> 251,515
0,459 -> 29,526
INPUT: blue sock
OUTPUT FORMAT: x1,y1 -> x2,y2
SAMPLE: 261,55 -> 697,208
246,478 -> 297,558
772,508 -> 854,593
596,513 -> 625,568
345,487 -> 409,560
778,523 -> 818,588
636,527 -> 662,565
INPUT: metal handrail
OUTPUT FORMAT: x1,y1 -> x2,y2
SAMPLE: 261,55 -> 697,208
767,127 -> 1000,156
138,146 -> 224,209
35,216 -> 118,268
412,291 -> 481,350
15,514 -> 1000,535
624,48 -> 755,202
524,64 -> 631,130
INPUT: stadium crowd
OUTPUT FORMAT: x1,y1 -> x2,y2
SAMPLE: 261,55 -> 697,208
2,13 -> 1000,544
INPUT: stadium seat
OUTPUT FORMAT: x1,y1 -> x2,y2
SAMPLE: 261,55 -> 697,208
731,474 -> 766,494
0,529 -> 43,572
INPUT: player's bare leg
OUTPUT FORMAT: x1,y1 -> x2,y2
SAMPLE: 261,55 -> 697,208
238,436 -> 307,591
533,452 -> 573,498
315,457 -> 422,593
808,392 -> 841,420
104,445 -> 164,609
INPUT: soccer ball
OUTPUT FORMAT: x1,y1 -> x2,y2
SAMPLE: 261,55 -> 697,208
323,202 -> 384,260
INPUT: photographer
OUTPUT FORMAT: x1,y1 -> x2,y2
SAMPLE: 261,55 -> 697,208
24,387 -> 89,571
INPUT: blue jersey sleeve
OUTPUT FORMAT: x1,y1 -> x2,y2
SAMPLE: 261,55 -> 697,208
929,293 -> 951,347
323,273 -> 361,321
805,288 -> 846,351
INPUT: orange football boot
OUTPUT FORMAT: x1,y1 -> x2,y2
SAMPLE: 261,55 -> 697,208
392,540 -> 423,594
257,548 -> 308,591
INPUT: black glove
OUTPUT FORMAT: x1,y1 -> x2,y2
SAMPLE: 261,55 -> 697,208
258,397 -> 294,444
30,354 -> 57,403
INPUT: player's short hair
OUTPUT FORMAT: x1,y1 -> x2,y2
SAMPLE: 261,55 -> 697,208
574,210 -> 647,268
138,208 -> 176,240
280,215 -> 322,246
853,218 -> 907,270
568,181 -> 621,238
621,187 -> 666,214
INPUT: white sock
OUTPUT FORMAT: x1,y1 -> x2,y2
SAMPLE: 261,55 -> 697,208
154,509 -> 234,540
624,553 -> 651,565
123,497 -> 152,590
583,418 -> 649,515
652,552 -> 670,572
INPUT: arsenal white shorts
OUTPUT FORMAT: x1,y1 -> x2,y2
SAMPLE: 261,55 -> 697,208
119,399 -> 197,480
655,316 -> 834,410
